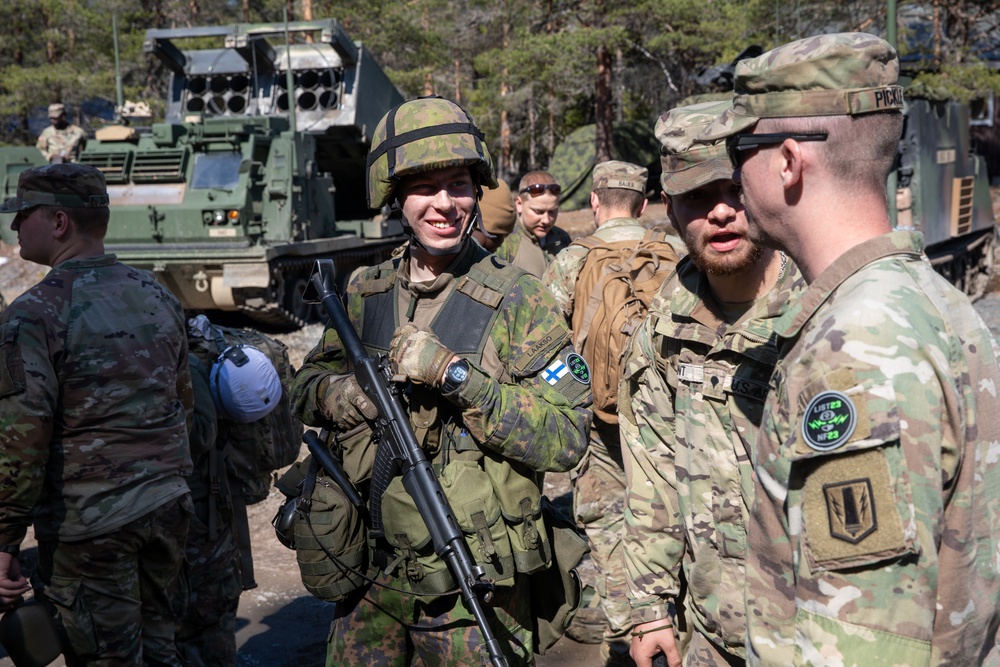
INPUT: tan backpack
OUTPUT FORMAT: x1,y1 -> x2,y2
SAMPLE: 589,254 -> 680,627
569,229 -> 679,423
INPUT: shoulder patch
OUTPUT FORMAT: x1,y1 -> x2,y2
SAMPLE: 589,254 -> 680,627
566,353 -> 591,385
802,390 -> 856,452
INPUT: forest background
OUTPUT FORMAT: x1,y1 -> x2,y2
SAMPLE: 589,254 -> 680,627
0,0 -> 998,181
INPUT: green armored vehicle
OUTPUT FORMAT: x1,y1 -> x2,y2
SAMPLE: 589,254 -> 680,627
2,20 -> 405,327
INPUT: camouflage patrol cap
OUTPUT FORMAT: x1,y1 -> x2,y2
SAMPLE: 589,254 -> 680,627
702,32 -> 904,140
366,96 -> 498,210
657,100 -> 733,196
592,161 -> 647,193
47,103 -> 65,118
0,163 -> 109,214
479,177 -> 516,236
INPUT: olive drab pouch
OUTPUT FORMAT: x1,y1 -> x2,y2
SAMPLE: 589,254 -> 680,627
275,458 -> 371,602
530,496 -> 590,655
381,459 -> 515,594
482,454 -> 551,575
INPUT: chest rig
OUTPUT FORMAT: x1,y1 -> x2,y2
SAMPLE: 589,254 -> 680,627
354,249 -> 552,592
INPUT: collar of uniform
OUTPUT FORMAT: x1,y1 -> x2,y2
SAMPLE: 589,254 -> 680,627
594,217 -> 645,236
51,253 -> 117,271
775,231 -> 924,339
670,257 -> 727,329
396,239 -> 477,296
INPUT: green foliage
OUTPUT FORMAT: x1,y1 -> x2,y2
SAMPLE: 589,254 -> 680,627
908,63 -> 1000,104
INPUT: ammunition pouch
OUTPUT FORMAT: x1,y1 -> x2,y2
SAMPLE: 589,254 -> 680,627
381,456 -> 551,595
275,457 -> 372,602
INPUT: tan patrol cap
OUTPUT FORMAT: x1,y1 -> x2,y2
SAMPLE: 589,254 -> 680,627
479,177 -> 516,236
47,103 -> 65,118
702,32 -> 904,140
592,160 -> 647,193
0,164 -> 109,213
657,100 -> 733,196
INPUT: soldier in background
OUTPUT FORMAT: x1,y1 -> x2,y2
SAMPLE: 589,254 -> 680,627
495,171 -> 571,277
621,101 -> 804,667
36,104 -> 86,164
471,176 -> 517,252
0,163 -> 192,665
544,160 -> 678,666
702,32 -> 1000,664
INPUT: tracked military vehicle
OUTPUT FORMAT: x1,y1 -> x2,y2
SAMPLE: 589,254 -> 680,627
46,20 -> 405,327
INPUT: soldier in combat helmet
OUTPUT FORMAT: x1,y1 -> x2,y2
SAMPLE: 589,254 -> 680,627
0,163 -> 192,665
702,32 -> 1000,664
290,96 -> 592,666
36,104 -> 86,164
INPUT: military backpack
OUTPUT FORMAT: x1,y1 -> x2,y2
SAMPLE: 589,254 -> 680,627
569,228 -> 678,423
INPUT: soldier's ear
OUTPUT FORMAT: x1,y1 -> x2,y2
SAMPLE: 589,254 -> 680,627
51,210 -> 71,239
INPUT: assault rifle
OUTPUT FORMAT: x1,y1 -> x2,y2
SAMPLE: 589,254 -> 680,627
302,259 -> 509,667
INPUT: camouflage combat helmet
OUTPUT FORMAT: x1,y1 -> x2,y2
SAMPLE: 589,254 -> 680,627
366,97 -> 498,210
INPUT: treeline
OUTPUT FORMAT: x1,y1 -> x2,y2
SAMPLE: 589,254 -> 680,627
0,0 -> 997,178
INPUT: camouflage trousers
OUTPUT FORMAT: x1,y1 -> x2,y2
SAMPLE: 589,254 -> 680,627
327,572 -> 535,666
175,498 -> 242,667
571,423 -> 631,641
34,494 -> 193,667
683,631 -> 745,667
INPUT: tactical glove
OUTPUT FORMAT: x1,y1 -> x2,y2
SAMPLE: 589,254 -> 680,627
388,324 -> 455,386
321,375 -> 378,429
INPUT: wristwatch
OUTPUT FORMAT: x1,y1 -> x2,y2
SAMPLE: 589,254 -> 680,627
441,358 -> 471,393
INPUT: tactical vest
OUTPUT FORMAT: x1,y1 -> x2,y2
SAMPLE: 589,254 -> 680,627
353,247 -> 553,593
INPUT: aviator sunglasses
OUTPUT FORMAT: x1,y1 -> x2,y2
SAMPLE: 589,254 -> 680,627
519,183 -> 562,197
726,132 -> 828,169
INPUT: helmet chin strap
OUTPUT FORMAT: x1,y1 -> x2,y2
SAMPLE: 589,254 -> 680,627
393,199 -> 481,258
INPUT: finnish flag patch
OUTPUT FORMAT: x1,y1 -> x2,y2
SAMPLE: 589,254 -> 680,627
543,359 -> 569,385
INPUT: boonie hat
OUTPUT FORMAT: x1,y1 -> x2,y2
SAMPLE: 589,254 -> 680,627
47,103 -> 65,118
702,32 -> 904,140
0,164 -> 109,214
479,177 -> 516,236
592,160 -> 647,193
210,345 -> 283,424
657,100 -> 733,196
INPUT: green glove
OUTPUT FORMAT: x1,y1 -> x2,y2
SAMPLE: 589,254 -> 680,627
321,375 -> 378,429
389,324 -> 455,386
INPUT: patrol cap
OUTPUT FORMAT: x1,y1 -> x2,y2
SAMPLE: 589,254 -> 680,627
0,164 -> 109,214
592,160 -> 647,193
479,177 -> 516,236
702,32 -> 904,140
47,103 -> 65,118
657,100 -> 733,196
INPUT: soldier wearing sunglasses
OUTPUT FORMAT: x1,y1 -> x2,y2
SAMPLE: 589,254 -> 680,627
702,32 -> 1000,665
495,171 -> 571,277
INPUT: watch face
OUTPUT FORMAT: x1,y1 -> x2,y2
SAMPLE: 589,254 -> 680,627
449,362 -> 469,383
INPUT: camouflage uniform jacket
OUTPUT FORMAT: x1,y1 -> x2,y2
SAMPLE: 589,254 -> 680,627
542,217 -> 648,319
292,239 -> 591,475
495,221 -> 572,279
747,231 -> 1000,666
619,255 -> 805,657
36,124 -> 86,162
0,254 -> 193,547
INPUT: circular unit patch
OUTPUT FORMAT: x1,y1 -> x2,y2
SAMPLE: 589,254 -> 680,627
802,390 -> 856,452
566,353 -> 591,384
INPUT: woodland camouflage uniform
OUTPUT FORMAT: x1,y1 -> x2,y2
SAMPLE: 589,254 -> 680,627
702,33 -> 1000,665
543,161 -> 664,659
291,97 -> 592,667
0,164 -> 193,666
620,103 -> 806,665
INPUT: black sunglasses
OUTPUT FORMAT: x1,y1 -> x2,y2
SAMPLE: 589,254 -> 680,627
726,132 -> 829,169
519,183 -> 562,197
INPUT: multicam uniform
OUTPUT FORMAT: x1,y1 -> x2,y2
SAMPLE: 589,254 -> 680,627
291,240 -> 591,667
495,221 -> 571,278
620,255 -> 804,665
746,232 -> 1000,665
543,216 -> 653,645
36,123 -> 86,163
0,254 -> 193,665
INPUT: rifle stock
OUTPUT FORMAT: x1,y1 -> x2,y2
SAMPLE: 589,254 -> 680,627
305,259 -> 509,667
